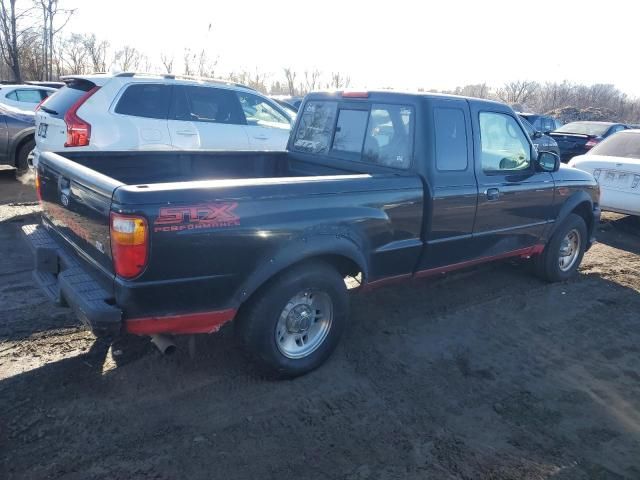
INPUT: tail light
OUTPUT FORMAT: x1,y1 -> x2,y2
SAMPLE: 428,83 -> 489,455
585,138 -> 599,149
110,212 -> 148,279
342,91 -> 369,98
35,170 -> 42,201
64,86 -> 100,147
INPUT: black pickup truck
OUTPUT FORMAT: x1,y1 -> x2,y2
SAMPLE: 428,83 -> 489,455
25,91 -> 600,377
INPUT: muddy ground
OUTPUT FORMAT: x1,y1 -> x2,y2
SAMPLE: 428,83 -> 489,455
0,169 -> 639,479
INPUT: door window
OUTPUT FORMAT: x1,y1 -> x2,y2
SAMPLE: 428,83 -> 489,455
172,86 -> 245,124
434,107 -> 468,171
236,92 -> 290,129
479,112 -> 531,172
363,104 -> 413,168
115,84 -> 171,119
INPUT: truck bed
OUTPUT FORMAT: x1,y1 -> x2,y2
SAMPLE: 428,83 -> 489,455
60,150 -> 356,185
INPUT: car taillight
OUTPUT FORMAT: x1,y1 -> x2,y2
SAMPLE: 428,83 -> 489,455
110,212 -> 148,279
35,170 -> 42,201
585,138 -> 599,149
64,86 -> 100,147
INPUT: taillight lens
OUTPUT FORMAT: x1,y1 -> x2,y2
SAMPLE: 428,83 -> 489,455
64,86 -> 100,147
35,170 -> 42,201
110,212 -> 148,279
585,138 -> 599,149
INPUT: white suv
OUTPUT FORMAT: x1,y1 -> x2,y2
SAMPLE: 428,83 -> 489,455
33,73 -> 293,166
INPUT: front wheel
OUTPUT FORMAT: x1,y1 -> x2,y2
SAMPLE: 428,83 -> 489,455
236,261 -> 349,378
533,213 -> 587,282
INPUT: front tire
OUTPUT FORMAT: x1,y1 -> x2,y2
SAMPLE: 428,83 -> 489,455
236,261 -> 349,378
534,213 -> 587,282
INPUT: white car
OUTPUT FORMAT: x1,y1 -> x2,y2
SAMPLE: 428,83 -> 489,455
33,73 -> 293,167
0,84 -> 56,111
568,130 -> 640,216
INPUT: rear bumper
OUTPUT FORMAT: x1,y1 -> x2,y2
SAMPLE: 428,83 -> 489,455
22,223 -> 122,337
22,222 -> 237,336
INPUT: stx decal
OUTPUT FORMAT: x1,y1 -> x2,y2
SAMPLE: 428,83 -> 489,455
154,203 -> 240,232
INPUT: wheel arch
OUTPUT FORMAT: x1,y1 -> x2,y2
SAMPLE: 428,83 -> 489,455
232,235 -> 367,309
10,128 -> 35,167
550,190 -> 594,239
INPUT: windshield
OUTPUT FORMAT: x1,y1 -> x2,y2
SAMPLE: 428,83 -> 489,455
589,132 -> 640,158
554,122 -> 611,136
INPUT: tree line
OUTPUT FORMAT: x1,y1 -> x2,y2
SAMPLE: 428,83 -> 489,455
0,0 -> 638,123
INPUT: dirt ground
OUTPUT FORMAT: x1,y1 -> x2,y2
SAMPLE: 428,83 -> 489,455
0,168 -> 639,480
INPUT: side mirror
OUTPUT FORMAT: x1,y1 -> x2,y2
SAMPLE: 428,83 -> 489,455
532,130 -> 543,139
536,151 -> 560,172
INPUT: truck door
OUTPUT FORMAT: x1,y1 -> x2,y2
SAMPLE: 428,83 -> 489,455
470,106 -> 555,256
419,98 -> 478,270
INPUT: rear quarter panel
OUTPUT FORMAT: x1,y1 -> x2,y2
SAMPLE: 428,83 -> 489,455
112,174 -> 424,318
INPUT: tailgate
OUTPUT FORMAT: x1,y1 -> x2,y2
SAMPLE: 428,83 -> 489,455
37,151 -> 123,276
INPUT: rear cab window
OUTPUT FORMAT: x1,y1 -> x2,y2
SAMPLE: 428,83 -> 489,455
293,100 -> 414,169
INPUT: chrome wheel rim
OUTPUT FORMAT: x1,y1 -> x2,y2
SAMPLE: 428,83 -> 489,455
27,148 -> 35,169
275,290 -> 333,359
558,228 -> 581,272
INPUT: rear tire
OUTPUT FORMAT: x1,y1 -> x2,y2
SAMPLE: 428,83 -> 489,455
533,213 -> 587,282
236,261 -> 349,378
15,137 -> 35,177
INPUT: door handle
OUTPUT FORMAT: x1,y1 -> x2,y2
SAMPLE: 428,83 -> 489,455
253,135 -> 269,140
485,188 -> 500,200
176,130 -> 197,136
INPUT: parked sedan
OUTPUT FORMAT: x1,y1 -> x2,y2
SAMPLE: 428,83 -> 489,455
0,84 -> 55,111
550,121 -> 628,162
519,117 -> 560,157
568,130 -> 640,216
0,103 -> 36,176
518,112 -> 562,133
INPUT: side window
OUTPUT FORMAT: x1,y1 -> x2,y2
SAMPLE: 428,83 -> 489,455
363,104 -> 414,168
237,93 -> 290,129
479,112 -> 531,172
15,89 -> 43,103
6,91 -> 17,100
180,86 -> 244,124
610,125 -> 625,134
39,90 -> 53,101
434,107 -> 468,171
332,109 -> 368,153
292,101 -> 338,154
115,84 -> 171,119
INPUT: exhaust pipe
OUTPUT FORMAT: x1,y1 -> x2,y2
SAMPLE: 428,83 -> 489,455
150,334 -> 176,355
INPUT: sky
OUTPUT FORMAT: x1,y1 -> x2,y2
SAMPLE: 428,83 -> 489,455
63,0 -> 640,96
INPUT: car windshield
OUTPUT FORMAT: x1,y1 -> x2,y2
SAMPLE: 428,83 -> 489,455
589,132 -> 640,158
554,122 -> 611,136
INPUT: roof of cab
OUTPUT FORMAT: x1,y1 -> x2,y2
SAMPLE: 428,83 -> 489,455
305,90 -> 507,109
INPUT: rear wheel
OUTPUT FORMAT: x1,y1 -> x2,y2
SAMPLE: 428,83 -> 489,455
236,261 -> 349,378
15,137 -> 35,177
533,213 -> 587,282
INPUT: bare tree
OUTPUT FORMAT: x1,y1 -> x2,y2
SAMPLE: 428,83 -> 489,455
497,80 -> 539,105
62,32 -> 87,74
38,0 -> 74,80
329,72 -> 351,89
0,0 -> 23,81
302,68 -> 321,93
160,52 -> 173,73
182,48 -> 193,75
82,34 -> 109,72
114,45 -> 140,71
283,67 -> 296,95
